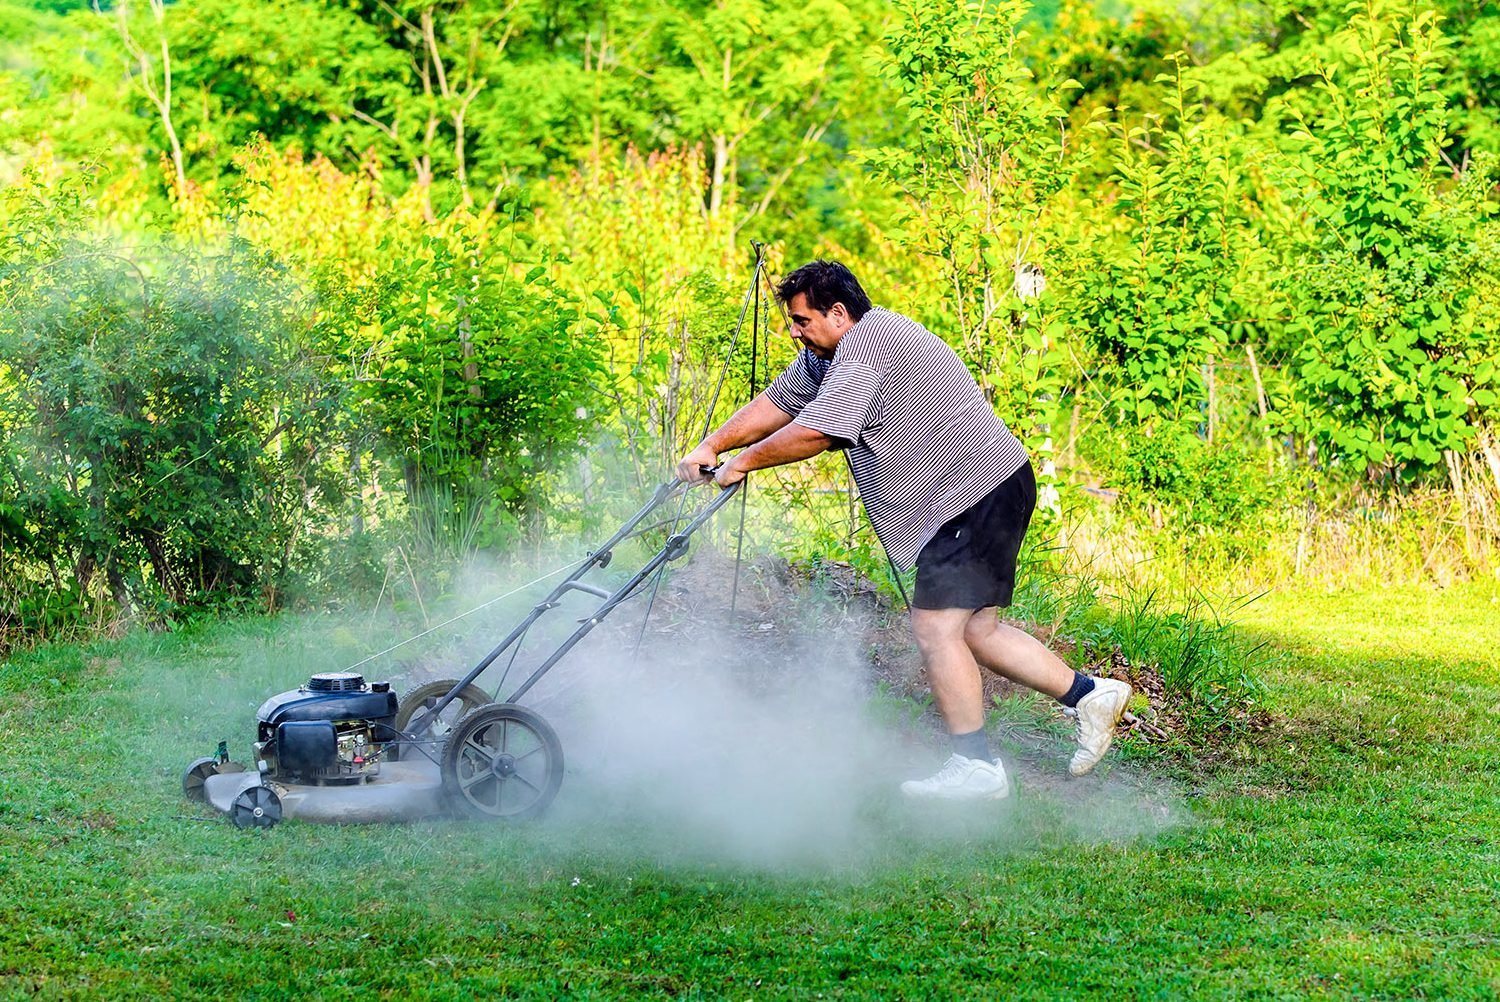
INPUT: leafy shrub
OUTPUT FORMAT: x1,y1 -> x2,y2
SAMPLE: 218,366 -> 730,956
1115,425 -> 1280,537
0,170 -> 336,621
349,219 -> 603,542
1267,2 -> 1499,477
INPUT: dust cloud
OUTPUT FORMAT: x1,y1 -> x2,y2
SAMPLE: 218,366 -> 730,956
534,628 -> 903,870
510,604 -> 1190,874
148,546 -> 1189,874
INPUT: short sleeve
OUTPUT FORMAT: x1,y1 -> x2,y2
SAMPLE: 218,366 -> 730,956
764,350 -> 825,417
793,358 -> 883,445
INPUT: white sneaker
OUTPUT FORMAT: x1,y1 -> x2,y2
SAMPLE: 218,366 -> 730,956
1069,678 -> 1132,776
900,754 -> 1011,801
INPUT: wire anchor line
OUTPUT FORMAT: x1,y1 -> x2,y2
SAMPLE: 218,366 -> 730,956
634,241 -> 769,651
730,242 -> 766,616
340,556 -> 588,674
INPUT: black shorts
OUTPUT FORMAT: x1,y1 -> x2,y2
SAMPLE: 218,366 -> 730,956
912,463 -> 1036,611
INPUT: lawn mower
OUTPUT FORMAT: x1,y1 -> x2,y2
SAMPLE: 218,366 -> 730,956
183,476 -> 742,829
184,243 -> 774,830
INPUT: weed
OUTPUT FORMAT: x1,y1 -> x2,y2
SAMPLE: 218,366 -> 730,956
987,690 -> 1069,756
1110,588 -> 1269,701
1009,536 -> 1271,737
864,678 -> 932,733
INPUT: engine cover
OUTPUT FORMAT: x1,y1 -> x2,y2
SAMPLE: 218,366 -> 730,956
256,673 -> 397,784
256,673 -> 397,730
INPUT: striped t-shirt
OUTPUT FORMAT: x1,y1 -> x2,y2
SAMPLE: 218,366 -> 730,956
765,307 -> 1029,570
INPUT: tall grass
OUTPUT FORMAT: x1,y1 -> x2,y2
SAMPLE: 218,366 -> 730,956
1010,538 -> 1271,734
1104,588 -> 1269,705
1062,483 -> 1497,594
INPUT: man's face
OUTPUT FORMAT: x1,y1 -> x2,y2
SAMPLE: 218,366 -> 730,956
786,293 -> 854,360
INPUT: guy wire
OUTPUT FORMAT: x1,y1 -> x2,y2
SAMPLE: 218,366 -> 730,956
633,242 -> 768,652
729,254 -> 763,617
340,556 -> 586,673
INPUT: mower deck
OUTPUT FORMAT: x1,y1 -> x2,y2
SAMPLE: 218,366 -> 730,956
202,759 -> 446,825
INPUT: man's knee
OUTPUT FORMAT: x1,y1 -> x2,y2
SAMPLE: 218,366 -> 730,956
962,607 -> 999,648
911,608 -> 967,655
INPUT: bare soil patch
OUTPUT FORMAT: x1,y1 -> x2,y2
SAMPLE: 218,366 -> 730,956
394,543 -> 1264,788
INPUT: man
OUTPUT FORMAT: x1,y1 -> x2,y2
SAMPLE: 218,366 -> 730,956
677,260 -> 1131,801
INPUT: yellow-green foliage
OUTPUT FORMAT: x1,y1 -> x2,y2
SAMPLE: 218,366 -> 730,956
3,0 -> 1500,644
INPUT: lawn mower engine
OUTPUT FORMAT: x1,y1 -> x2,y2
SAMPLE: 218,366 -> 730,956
254,672 -> 397,785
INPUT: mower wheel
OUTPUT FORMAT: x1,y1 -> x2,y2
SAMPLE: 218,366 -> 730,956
442,703 -> 564,821
392,680 -> 492,760
181,757 -> 220,802
229,784 -> 283,830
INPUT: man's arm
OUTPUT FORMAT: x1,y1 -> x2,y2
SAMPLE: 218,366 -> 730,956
714,422 -> 834,487
676,392 -> 796,482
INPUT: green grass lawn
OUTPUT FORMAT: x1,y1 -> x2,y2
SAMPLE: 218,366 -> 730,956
3,581 -> 1499,999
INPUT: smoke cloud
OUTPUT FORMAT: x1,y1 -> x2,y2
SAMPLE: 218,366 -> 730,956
144,546 -> 1187,876
507,599 -> 1189,875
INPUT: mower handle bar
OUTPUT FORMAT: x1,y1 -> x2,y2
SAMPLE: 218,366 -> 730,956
402,475 -> 743,733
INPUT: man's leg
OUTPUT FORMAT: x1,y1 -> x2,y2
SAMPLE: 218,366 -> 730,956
901,607 -> 1010,800
911,607 -> 987,732
964,607 -> 1132,776
961,609 -> 1072,697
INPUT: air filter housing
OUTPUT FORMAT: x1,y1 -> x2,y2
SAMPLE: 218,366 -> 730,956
305,671 -> 366,693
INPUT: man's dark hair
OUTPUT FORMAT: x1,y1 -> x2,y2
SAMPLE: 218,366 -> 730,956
776,260 -> 872,321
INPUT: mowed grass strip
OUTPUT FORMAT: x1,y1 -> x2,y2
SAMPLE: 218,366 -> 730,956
2,584 -> 1499,999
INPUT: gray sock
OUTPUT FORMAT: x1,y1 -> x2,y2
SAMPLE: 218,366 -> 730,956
951,728 -> 992,762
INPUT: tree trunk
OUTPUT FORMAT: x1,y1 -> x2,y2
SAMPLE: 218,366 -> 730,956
106,564 -> 132,627
458,294 -> 481,398
1206,357 -> 1216,444
141,529 -> 185,604
709,134 -> 729,221
115,0 -> 187,192
414,155 -> 436,224
74,552 -> 97,593
1245,342 -> 1272,470
350,445 -> 364,536
1479,426 -> 1500,498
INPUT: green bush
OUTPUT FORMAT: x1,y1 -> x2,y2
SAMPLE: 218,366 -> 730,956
0,171 -> 335,621
1115,425 -> 1280,537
